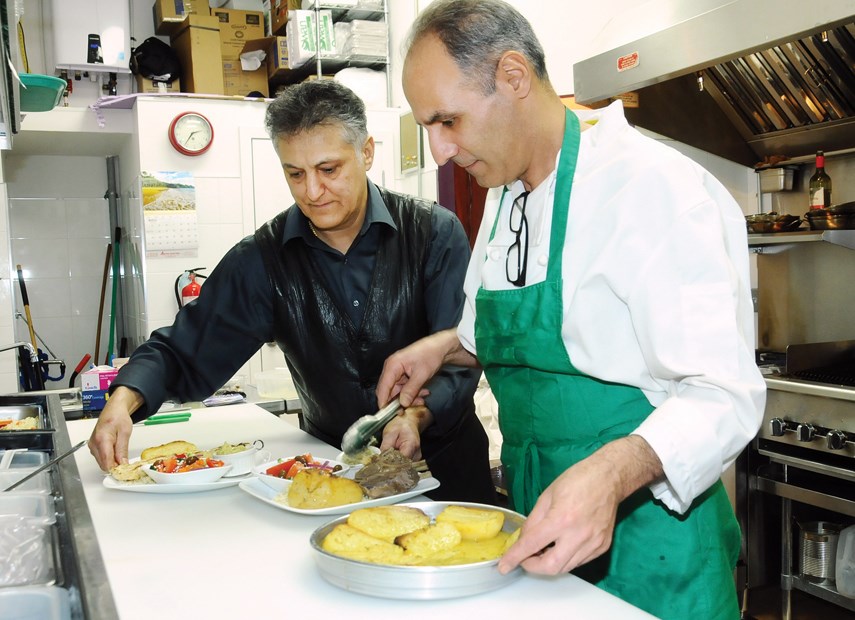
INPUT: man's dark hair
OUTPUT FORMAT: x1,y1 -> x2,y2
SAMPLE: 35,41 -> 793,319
405,0 -> 549,95
265,80 -> 369,151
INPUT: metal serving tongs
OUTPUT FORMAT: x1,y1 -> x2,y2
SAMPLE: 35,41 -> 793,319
3,440 -> 87,492
340,398 -> 402,457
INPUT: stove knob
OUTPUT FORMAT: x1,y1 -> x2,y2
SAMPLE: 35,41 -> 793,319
827,430 -> 848,451
796,423 -> 816,442
770,418 -> 788,436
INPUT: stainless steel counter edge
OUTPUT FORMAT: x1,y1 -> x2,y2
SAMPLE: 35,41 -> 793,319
47,393 -> 119,619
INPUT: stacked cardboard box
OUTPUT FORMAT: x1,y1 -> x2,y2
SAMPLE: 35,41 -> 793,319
154,0 -> 208,36
243,36 -> 290,82
212,7 -> 268,96
170,14 -> 225,95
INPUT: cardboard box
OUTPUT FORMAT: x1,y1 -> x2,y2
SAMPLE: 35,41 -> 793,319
286,9 -> 335,69
81,366 -> 119,412
270,0 -> 301,35
154,0 -> 208,36
222,59 -> 269,97
171,14 -> 225,94
135,74 -> 180,93
242,36 -> 289,80
211,7 -> 265,60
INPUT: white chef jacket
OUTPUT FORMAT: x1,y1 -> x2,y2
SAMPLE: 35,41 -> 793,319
458,100 -> 766,514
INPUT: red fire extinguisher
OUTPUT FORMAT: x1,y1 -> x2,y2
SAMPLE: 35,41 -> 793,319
174,268 -> 207,308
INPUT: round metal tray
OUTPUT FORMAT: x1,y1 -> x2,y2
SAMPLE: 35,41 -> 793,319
309,501 -> 525,600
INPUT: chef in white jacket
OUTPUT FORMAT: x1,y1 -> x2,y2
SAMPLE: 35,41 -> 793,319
376,1 -> 766,618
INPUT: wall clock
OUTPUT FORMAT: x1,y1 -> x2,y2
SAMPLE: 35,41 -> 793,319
168,111 -> 214,156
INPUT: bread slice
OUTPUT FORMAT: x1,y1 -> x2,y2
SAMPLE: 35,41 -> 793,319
322,524 -> 405,564
110,460 -> 149,482
435,505 -> 505,541
347,506 -> 430,543
140,440 -> 198,462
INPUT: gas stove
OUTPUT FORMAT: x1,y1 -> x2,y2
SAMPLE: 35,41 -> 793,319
757,341 -> 855,473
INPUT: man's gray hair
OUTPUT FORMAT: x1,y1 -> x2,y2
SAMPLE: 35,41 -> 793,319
265,80 -> 369,151
405,0 -> 548,95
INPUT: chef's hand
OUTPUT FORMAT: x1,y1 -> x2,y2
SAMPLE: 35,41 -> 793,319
377,328 -> 477,408
498,436 -> 664,576
380,405 -> 433,461
87,386 -> 144,471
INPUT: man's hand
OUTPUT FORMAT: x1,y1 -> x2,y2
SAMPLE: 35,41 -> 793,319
380,405 -> 433,461
377,328 -> 476,408
498,436 -> 664,575
87,386 -> 145,471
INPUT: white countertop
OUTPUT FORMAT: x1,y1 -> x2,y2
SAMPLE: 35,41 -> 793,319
67,403 -> 656,620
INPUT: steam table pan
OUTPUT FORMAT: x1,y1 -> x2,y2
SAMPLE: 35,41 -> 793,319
309,501 -> 525,600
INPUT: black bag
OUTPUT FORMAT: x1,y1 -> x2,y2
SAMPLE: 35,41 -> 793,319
130,37 -> 181,83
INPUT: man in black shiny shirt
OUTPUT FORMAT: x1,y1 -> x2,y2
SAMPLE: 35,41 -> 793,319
87,80 -> 497,504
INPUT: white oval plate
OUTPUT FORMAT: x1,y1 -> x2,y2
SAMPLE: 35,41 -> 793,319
103,473 -> 248,494
238,475 -> 440,515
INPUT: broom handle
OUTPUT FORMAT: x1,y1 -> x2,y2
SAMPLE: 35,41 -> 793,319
16,265 -> 38,352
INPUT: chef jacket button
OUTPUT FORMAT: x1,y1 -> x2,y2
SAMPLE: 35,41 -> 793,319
537,255 -> 548,266
490,249 -> 502,261
352,300 -> 360,307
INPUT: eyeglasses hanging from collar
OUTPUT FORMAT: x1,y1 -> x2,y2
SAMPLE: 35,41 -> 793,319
506,190 -> 530,287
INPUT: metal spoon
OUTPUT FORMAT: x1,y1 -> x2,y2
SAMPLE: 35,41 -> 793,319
340,398 -> 402,457
3,440 -> 87,492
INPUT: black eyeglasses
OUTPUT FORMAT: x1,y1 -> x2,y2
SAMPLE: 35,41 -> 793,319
506,191 -> 530,287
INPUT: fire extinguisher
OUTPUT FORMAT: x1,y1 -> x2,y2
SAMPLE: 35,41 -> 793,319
174,268 -> 207,308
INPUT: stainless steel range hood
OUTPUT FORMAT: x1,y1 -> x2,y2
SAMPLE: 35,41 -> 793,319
573,1 -> 855,167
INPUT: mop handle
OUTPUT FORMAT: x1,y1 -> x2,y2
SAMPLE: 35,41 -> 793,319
16,265 -> 38,352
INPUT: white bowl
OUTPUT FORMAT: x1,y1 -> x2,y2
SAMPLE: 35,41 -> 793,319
144,462 -> 232,485
209,440 -> 264,477
253,456 -> 350,493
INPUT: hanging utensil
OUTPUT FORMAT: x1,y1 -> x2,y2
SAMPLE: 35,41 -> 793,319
340,398 -> 402,456
3,440 -> 87,492
15,265 -> 44,391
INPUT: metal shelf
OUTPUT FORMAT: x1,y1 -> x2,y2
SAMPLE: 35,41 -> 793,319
748,229 -> 855,253
789,576 -> 855,613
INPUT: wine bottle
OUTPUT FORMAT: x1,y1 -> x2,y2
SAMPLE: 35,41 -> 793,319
808,150 -> 832,210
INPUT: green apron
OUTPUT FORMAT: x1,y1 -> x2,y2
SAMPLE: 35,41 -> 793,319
474,109 -> 741,620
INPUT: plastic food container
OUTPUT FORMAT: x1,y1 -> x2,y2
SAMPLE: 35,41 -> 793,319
837,524 -> 855,598
0,495 -> 56,527
0,516 -> 56,587
0,449 -> 48,469
0,586 -> 70,620
0,469 -> 51,494
256,368 -> 298,400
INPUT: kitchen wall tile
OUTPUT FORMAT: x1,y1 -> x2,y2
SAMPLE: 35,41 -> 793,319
11,238 -> 71,279
66,199 -> 111,240
0,371 -> 19,394
69,240 -> 112,279
0,279 -> 12,328
3,155 -> 108,199
70,276 -> 107,318
14,278 -> 72,320
9,199 -> 69,239
71,315 -> 102,367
